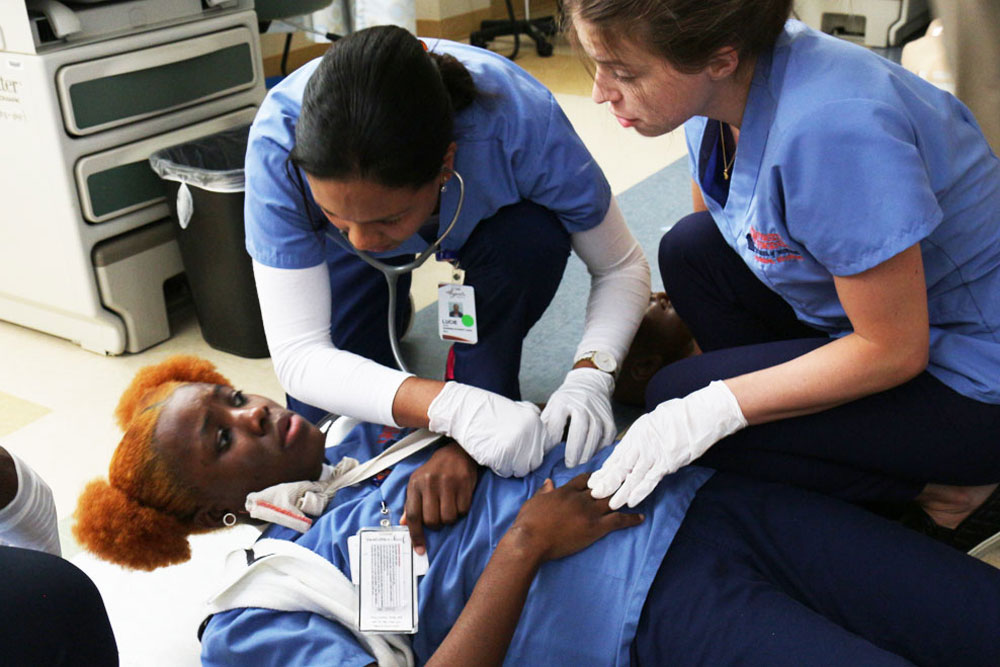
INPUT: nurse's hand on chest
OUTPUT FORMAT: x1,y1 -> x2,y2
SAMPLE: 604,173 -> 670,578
541,366 -> 617,469
588,381 -> 747,509
392,377 -> 552,478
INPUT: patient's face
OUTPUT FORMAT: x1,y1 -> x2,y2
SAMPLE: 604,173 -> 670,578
154,384 -> 327,513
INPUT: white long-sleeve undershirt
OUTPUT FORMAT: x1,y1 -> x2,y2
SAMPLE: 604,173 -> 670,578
0,452 -> 61,556
571,197 -> 651,366
253,260 -> 413,426
252,196 -> 649,421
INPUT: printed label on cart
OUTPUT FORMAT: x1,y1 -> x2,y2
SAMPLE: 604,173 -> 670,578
357,528 -> 418,634
438,284 -> 478,344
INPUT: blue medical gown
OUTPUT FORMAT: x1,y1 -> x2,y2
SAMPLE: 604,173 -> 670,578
201,423 -> 711,666
686,20 -> 1000,403
244,40 -> 611,271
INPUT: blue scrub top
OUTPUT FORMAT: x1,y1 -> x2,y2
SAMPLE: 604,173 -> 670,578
245,40 -> 612,269
686,20 -> 1000,403
201,423 -> 711,666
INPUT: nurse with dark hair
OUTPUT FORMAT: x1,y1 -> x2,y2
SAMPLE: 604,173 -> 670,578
246,26 -> 651,486
565,0 -> 1000,551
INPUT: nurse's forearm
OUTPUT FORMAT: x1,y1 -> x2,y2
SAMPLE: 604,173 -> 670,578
390,377 -> 443,428
254,261 -> 412,426
726,331 -> 926,424
425,536 -> 541,667
570,198 -> 652,366
727,242 -> 929,424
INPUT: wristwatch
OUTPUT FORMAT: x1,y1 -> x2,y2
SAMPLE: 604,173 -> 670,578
574,350 -> 618,376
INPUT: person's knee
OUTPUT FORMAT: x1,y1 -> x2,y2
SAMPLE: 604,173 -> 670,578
2,548 -> 118,665
27,551 -> 107,616
463,201 -> 570,283
644,354 -> 718,411
658,211 -> 717,292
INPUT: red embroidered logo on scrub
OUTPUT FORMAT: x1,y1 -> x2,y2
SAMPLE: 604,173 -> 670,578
745,228 -> 802,264
378,426 -> 403,447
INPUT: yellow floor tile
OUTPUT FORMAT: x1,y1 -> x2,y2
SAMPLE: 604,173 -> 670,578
0,391 -> 50,439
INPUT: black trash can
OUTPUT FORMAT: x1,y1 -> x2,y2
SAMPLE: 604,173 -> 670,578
149,125 -> 269,358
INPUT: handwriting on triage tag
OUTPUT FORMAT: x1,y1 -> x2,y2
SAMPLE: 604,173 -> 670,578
358,528 -> 418,634
371,543 -> 405,609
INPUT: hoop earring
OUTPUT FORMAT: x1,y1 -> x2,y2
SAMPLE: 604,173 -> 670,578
222,512 -> 237,527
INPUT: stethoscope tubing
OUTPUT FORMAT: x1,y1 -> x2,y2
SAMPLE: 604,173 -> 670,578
324,170 -> 466,373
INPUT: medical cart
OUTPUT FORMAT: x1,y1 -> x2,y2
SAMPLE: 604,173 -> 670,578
0,1 -> 266,354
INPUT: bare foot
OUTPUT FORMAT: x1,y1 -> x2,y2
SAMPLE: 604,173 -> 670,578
916,482 -> 999,529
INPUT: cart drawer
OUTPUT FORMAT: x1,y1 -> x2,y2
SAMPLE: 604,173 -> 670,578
57,26 -> 259,136
75,106 -> 258,223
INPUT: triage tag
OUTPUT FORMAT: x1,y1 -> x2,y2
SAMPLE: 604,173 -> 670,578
357,527 -> 419,634
438,283 -> 477,344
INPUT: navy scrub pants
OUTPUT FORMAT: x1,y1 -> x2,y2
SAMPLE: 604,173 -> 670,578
650,212 -> 1000,504
632,472 -> 1000,666
1,546 -> 119,666
288,200 -> 571,424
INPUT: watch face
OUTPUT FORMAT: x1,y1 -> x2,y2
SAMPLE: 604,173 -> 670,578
591,351 -> 617,373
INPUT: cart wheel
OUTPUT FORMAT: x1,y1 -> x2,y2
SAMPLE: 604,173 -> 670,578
536,40 -> 553,57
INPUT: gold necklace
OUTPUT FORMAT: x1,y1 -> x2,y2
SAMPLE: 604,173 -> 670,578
719,120 -> 735,180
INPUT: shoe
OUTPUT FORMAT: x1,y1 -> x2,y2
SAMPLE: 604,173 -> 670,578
901,485 -> 1000,553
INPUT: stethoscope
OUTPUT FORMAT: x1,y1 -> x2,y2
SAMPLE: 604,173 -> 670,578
289,162 -> 466,373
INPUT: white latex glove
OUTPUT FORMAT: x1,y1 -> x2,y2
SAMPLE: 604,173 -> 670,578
541,368 -> 617,468
588,381 -> 747,509
427,382 -> 550,477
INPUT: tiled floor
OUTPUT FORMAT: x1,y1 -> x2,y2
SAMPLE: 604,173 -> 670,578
0,35 -> 683,665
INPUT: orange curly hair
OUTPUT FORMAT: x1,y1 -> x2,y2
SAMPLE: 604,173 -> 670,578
73,355 -> 233,571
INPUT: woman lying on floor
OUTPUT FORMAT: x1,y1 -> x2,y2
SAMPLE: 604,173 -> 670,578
74,356 -> 1000,666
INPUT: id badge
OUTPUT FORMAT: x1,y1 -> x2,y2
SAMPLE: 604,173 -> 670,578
438,283 -> 477,344
357,527 -> 419,634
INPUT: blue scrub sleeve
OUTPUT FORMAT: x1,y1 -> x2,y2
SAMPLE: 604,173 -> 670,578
512,96 -> 612,233
244,129 -> 328,270
780,100 -> 943,276
202,607 -> 373,666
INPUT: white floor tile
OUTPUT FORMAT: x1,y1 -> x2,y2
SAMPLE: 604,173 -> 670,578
71,525 -> 262,667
